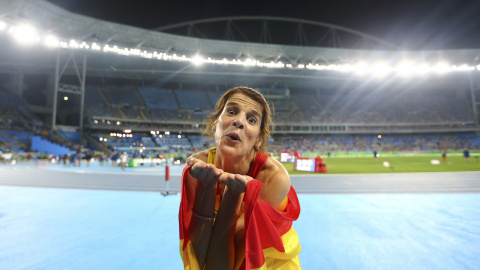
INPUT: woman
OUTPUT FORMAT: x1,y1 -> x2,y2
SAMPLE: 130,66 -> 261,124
179,86 -> 301,270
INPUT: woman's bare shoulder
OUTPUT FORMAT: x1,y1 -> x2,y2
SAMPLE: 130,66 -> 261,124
261,156 -> 290,185
258,156 -> 291,208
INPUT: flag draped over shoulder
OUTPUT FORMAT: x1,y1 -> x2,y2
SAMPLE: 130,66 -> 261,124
243,179 -> 301,270
179,165 -> 302,270
179,165 -> 199,270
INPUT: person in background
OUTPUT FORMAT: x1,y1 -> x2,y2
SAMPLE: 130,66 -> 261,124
179,86 -> 301,270
111,152 -> 118,167
120,152 -> 128,171
463,148 -> 470,162
85,151 -> 93,167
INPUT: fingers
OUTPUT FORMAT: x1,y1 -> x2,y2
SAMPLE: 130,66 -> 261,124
187,157 -> 203,166
219,173 -> 250,182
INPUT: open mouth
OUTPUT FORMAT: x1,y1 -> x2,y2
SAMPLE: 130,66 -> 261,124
226,133 -> 241,142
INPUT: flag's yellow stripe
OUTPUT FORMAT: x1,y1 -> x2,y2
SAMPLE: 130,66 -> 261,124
179,240 -> 201,270
251,227 -> 302,270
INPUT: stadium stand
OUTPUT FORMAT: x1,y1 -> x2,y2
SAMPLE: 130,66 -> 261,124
0,0 -> 478,160
84,87 -> 117,117
174,89 -> 211,110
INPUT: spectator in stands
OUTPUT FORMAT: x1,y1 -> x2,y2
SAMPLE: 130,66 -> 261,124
179,86 -> 301,269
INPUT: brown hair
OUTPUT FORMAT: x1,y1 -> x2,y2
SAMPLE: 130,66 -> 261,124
203,86 -> 273,153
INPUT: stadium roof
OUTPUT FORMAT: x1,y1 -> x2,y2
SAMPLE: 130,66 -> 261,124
1,0 -> 480,89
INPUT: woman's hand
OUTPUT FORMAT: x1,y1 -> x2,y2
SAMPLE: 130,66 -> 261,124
188,157 -> 224,187
218,173 -> 253,195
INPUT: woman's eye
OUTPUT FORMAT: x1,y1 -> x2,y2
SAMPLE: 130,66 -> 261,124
227,109 -> 235,115
248,117 -> 257,124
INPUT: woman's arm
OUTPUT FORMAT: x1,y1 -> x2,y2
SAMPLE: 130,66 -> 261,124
205,173 -> 250,270
186,157 -> 224,268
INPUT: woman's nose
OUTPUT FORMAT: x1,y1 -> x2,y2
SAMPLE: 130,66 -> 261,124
232,118 -> 244,129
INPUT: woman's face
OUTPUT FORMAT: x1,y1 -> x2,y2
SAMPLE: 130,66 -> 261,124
214,93 -> 263,158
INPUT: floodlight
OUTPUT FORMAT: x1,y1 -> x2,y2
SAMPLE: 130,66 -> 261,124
192,55 -> 204,66
353,62 -> 368,76
396,62 -> 415,77
370,62 -> 390,78
69,39 -> 79,48
451,64 -> 474,71
10,24 -> 39,45
432,62 -> 449,74
414,63 -> 430,74
63,96 -> 68,100
44,35 -> 59,47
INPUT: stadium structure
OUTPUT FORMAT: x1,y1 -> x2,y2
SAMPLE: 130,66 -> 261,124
1,0 -> 480,156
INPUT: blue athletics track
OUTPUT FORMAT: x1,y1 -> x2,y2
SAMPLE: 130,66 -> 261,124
1,160 -> 480,270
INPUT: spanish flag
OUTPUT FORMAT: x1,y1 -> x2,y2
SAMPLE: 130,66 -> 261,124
179,166 -> 302,269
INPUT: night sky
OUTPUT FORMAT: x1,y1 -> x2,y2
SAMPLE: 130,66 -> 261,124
46,0 -> 480,50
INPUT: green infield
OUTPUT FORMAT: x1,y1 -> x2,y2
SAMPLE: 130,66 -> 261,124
282,155 -> 480,174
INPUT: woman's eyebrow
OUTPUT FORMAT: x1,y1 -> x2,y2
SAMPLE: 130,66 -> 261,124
248,109 -> 262,119
226,101 -> 262,118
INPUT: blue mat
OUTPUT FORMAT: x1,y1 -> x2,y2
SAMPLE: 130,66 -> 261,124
1,186 -> 479,269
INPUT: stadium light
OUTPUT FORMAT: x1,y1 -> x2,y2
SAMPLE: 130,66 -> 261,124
432,62 -> 450,74
192,55 -> 204,66
370,62 -> 390,78
44,35 -> 60,47
10,24 -> 40,45
3,22 -> 480,76
353,62 -> 369,76
395,61 -> 415,77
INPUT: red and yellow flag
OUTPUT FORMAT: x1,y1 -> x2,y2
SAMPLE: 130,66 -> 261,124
179,166 -> 302,269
